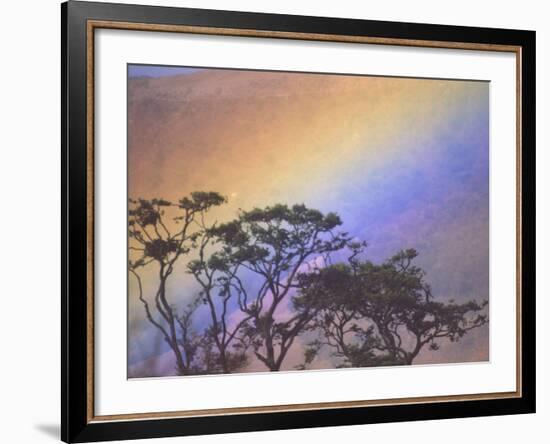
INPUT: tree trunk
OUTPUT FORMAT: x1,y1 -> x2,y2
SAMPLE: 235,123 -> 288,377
169,335 -> 186,375
219,347 -> 229,373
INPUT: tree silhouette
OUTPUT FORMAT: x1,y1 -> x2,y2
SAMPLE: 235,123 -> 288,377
186,227 -> 253,374
295,249 -> 488,368
128,193 -> 489,376
128,192 -> 226,375
206,204 -> 352,371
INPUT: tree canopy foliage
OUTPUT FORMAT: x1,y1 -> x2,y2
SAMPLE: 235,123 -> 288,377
294,248 -> 488,368
128,191 -> 488,376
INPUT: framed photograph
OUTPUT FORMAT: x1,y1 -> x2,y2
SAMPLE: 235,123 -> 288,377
62,1 -> 535,442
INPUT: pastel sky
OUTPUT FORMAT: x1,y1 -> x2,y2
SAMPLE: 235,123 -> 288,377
127,65 -> 489,377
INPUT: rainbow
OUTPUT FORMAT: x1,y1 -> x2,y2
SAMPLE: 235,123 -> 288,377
127,66 -> 489,373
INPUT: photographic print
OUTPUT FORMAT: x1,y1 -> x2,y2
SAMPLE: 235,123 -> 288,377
127,65 -> 490,378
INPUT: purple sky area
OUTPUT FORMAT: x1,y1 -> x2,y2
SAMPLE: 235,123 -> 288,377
128,64 -> 201,78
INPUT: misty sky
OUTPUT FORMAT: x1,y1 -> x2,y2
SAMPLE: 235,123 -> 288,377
127,65 -> 489,376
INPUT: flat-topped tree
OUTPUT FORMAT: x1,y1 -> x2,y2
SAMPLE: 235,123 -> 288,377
128,191 -> 226,375
186,230 -> 254,375
296,249 -> 488,368
358,249 -> 488,365
207,203 -> 352,372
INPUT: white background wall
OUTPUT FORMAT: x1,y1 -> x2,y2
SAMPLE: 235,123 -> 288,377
0,1 -> 546,443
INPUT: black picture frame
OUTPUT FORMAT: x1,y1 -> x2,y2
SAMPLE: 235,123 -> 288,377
62,1 -> 536,442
